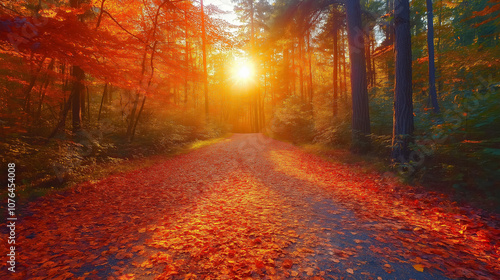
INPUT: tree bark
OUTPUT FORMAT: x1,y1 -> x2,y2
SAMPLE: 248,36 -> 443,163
392,0 -> 414,165
426,0 -> 440,114
346,0 -> 371,153
333,24 -> 339,117
71,66 -> 85,132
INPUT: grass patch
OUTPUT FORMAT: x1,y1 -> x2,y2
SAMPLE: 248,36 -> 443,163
301,143 -> 392,175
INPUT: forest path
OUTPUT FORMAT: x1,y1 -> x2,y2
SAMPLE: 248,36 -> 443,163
2,134 -> 499,279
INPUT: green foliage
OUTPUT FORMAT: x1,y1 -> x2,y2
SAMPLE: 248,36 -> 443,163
313,117 -> 352,148
270,96 -> 314,143
369,86 -> 393,135
405,83 -> 500,207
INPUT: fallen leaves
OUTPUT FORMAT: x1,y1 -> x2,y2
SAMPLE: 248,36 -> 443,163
282,259 -> 294,269
1,134 -> 499,280
269,148 -> 500,279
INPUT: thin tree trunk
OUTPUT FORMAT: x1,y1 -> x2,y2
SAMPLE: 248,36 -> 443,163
346,0 -> 371,153
299,36 -> 304,101
284,47 -> 290,95
24,56 -> 46,117
49,89 -> 76,138
126,93 -> 139,137
201,0 -> 209,119
71,66 -> 85,132
250,0 -> 259,132
36,58 -> 54,122
98,83 -> 108,121
291,41 -> 296,96
386,0 -> 395,86
130,96 -> 146,142
342,29 -> 348,105
365,33 -> 373,87
426,0 -> 440,113
70,0 -> 85,133
80,83 -> 86,122
371,35 -> 377,86
333,25 -> 339,117
392,0 -> 414,165
87,86 -> 90,122
184,9 -> 189,106
307,31 -> 314,104
436,0 -> 443,93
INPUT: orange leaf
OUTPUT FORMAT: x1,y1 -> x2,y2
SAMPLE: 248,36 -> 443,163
346,268 -> 354,274
255,260 -> 265,269
305,267 -> 314,276
282,259 -> 293,269
413,264 -> 424,272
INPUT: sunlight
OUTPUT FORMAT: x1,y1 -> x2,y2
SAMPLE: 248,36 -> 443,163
233,61 -> 254,82
238,65 -> 252,80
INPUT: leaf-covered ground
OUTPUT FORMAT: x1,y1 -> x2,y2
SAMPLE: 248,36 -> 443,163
1,134 -> 499,279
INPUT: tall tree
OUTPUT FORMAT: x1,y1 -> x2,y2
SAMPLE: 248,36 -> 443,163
70,0 -> 86,133
201,0 -> 209,119
346,0 -> 371,153
426,0 -> 440,113
392,0 -> 414,165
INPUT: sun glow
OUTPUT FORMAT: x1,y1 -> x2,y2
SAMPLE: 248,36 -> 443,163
238,65 -> 251,79
234,61 -> 254,82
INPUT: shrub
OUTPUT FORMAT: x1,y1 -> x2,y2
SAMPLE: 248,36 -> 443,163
270,96 -> 314,143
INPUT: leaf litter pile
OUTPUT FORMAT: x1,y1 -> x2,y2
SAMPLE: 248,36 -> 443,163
1,134 -> 499,280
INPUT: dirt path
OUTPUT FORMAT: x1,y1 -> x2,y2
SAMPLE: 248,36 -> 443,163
1,134 -> 499,279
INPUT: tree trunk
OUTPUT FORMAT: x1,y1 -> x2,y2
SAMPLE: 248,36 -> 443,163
80,83 -> 86,122
307,31 -> 314,104
426,0 -> 440,114
184,9 -> 189,106
333,25 -> 339,117
98,83 -> 108,121
365,33 -> 373,87
392,0 -> 414,165
386,0 -> 395,86
291,41 -> 296,96
371,35 -> 377,86
71,66 -> 85,132
201,0 -> 209,119
49,87 -> 76,139
436,0 -> 443,93
24,57 -> 46,118
126,93 -> 139,137
130,96 -> 146,142
346,0 -> 371,153
341,29 -> 348,104
87,86 -> 90,123
299,36 -> 304,101
36,58 -> 54,122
